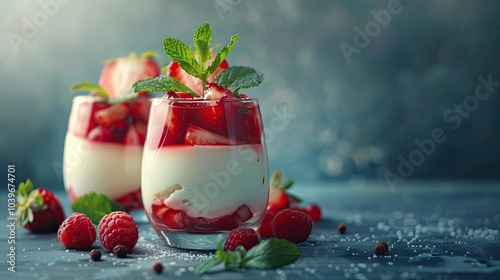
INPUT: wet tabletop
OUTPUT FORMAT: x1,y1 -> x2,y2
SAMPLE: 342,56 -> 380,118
1,181 -> 499,280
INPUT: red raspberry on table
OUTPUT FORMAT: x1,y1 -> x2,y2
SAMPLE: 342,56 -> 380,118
224,228 -> 260,251
98,211 -> 139,252
57,213 -> 96,249
272,209 -> 312,243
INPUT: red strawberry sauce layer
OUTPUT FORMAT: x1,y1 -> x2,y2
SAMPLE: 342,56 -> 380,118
65,96 -> 150,211
68,95 -> 150,145
146,98 -> 264,149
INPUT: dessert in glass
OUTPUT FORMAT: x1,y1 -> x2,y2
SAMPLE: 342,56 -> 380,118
135,23 -> 269,249
63,53 -> 160,211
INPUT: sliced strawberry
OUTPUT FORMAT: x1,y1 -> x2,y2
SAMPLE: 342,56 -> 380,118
129,96 -> 151,123
241,104 -> 264,144
267,190 -> 290,215
124,121 -> 147,145
95,103 -> 130,130
98,53 -> 160,98
184,125 -> 232,145
232,205 -> 253,223
115,189 -> 143,211
167,53 -> 228,96
165,92 -> 195,99
152,203 -> 169,221
257,212 -> 275,238
161,104 -> 190,146
209,216 -> 239,230
189,101 -> 226,136
162,209 -> 191,229
204,82 -> 235,99
71,100 -> 110,138
87,126 -> 122,143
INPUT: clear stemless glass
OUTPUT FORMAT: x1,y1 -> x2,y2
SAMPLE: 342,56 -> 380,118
142,97 -> 269,250
63,95 -> 151,213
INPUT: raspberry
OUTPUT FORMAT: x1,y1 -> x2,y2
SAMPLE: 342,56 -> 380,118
98,211 -> 139,252
257,212 -> 275,238
223,228 -> 260,251
57,213 -> 96,249
272,209 -> 312,243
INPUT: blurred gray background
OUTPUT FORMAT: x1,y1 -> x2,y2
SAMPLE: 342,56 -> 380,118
1,0 -> 499,191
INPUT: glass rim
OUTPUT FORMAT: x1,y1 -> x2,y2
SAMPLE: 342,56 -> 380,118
151,97 -> 260,104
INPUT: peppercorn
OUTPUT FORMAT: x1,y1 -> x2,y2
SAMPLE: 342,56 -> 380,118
113,245 -> 128,258
374,241 -> 388,255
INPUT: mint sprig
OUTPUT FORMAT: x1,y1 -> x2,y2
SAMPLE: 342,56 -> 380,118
71,82 -> 110,98
71,192 -> 124,224
134,22 -> 263,97
195,238 -> 301,275
215,66 -> 264,96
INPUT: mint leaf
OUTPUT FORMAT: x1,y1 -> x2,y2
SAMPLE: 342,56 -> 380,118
71,82 -> 110,98
206,34 -> 239,76
71,192 -> 124,224
244,238 -> 301,269
195,256 -> 224,275
163,38 -> 201,78
215,66 -> 264,95
195,238 -> 300,275
194,22 -> 212,70
133,76 -> 199,97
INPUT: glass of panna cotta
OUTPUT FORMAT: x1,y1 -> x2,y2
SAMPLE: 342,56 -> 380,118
63,95 -> 150,212
142,97 -> 269,249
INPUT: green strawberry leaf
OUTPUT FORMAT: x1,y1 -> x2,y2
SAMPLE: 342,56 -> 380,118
133,76 -> 199,97
215,66 -> 264,95
71,82 -> 110,98
193,22 -> 212,70
282,179 -> 294,190
244,238 -> 301,269
207,34 -> 239,76
287,193 -> 303,203
71,192 -> 124,224
16,179 -> 46,226
163,38 -> 202,78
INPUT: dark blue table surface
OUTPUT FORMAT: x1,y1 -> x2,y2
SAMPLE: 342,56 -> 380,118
1,181 -> 499,280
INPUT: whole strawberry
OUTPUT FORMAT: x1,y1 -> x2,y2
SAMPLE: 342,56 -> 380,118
272,209 -> 312,243
98,211 -> 139,252
224,228 -> 260,251
16,179 -> 65,233
58,213 -> 96,249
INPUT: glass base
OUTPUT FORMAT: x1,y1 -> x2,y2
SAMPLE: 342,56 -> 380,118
157,231 -> 228,250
